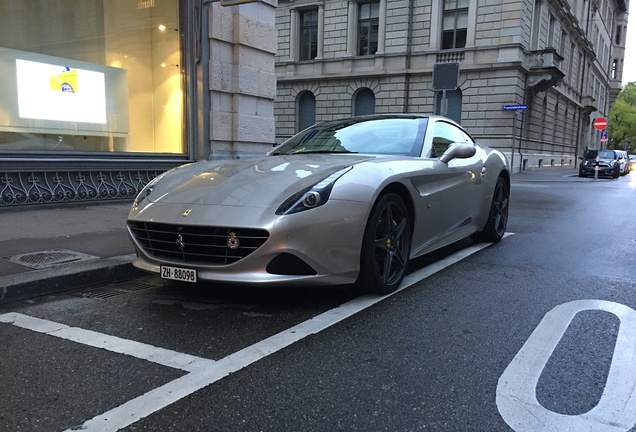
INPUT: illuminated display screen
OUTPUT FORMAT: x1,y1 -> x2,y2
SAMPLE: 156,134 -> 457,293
16,59 -> 107,124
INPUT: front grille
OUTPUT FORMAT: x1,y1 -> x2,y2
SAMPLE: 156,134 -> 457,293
128,221 -> 269,265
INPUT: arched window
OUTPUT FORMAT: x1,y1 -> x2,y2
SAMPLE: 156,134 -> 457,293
297,91 -> 316,132
354,88 -> 375,116
435,89 -> 463,124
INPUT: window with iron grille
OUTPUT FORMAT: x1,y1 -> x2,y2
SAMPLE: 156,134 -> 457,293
442,0 -> 468,50
358,2 -> 379,56
299,9 -> 318,61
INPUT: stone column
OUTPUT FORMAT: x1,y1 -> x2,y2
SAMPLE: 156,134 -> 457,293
209,0 -> 277,159
290,8 -> 298,62
316,4 -> 324,59
376,0 -> 386,54
346,1 -> 356,56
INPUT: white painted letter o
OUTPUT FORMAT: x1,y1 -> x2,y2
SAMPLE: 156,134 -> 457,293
497,300 -> 636,432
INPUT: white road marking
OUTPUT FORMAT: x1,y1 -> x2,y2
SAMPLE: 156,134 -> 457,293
497,300 -> 636,432
0,237 -> 507,432
0,313 -> 214,372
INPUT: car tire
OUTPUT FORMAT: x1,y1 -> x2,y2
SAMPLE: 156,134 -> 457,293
472,176 -> 509,243
613,168 -> 620,179
356,192 -> 412,295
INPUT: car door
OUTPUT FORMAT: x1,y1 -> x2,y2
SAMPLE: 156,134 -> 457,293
617,151 -> 626,173
420,119 -> 485,243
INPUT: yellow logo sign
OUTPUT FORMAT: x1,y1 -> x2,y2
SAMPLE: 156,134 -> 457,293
182,209 -> 192,217
49,68 -> 78,93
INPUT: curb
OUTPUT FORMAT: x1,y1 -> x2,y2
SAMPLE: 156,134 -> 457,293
0,254 -> 142,305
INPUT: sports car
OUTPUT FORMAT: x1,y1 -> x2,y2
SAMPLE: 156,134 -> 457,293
127,114 -> 510,294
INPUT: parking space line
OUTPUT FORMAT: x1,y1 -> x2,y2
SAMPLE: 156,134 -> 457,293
1,237 -> 507,432
0,312 -> 215,372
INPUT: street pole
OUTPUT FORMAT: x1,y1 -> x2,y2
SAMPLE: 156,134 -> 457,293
502,104 -> 528,174
511,112 -> 517,174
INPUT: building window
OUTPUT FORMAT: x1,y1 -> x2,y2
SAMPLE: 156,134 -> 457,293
0,0 -> 185,155
442,0 -> 468,50
616,25 -> 623,45
541,97 -> 548,143
299,9 -> 318,61
612,59 -> 619,79
530,0 -> 542,50
354,88 -> 375,116
298,91 -> 316,132
547,14 -> 555,48
358,2 -> 379,56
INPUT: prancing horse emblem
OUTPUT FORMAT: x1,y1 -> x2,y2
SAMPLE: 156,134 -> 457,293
176,234 -> 185,252
227,232 -> 240,250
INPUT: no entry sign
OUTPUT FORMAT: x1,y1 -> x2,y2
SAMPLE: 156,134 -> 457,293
593,117 -> 607,130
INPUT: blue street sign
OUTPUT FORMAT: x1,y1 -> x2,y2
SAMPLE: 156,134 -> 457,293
502,104 -> 528,111
601,130 -> 608,142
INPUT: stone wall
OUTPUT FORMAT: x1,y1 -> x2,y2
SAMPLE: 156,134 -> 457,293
209,0 -> 278,159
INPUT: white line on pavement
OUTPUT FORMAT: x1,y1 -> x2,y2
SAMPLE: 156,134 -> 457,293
0,237 -> 505,432
497,300 -> 636,432
0,313 -> 215,372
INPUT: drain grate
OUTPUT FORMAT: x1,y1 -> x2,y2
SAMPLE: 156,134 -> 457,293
73,280 -> 158,299
3,249 -> 98,269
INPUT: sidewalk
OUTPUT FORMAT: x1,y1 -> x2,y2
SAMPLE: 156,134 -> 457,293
0,167 -> 579,305
0,201 -> 140,305
511,166 -> 579,181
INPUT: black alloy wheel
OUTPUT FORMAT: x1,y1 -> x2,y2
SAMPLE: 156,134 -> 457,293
472,176 -> 509,243
357,193 -> 412,295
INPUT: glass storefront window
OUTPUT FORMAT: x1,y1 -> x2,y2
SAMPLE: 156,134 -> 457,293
0,0 -> 184,154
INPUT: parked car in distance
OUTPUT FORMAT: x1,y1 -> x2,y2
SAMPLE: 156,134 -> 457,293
630,154 -> 636,171
578,149 -> 620,178
616,150 -> 630,175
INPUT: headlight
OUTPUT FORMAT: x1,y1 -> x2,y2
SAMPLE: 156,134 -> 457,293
276,167 -> 351,215
133,170 -> 171,207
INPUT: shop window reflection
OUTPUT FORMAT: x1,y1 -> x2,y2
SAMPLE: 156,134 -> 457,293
0,0 -> 184,155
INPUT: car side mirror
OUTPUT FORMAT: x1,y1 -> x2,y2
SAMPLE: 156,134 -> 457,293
439,143 -> 477,164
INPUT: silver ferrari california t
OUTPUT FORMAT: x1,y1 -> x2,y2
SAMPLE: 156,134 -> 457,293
127,114 -> 510,294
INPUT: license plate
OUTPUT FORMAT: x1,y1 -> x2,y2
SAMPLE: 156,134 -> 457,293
160,265 -> 197,283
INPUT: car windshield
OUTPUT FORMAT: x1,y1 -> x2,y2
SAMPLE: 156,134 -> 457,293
598,150 -> 616,159
271,117 -> 428,157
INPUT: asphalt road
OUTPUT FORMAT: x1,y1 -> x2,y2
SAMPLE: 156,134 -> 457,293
1,170 -> 635,432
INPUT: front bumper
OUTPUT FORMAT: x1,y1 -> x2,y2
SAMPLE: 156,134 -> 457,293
127,200 -> 371,286
579,166 -> 616,177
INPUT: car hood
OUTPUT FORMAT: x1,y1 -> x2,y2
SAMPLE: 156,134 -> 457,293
145,154 -> 376,207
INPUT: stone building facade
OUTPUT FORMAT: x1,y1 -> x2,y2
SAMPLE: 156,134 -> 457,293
274,0 -> 629,172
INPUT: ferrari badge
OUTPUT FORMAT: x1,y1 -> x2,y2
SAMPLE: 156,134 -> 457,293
227,232 -> 240,250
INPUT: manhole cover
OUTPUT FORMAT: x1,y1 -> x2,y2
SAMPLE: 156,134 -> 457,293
3,249 -> 98,269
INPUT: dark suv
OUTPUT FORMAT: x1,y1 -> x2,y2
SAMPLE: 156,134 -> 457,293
578,149 -> 620,178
